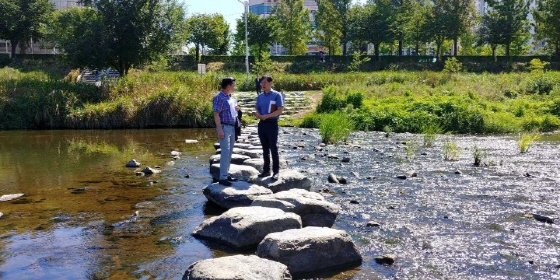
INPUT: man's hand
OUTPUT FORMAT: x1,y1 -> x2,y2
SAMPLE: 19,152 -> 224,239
217,129 -> 225,139
255,112 -> 267,120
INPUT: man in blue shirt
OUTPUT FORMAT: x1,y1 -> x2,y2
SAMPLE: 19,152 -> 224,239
212,77 -> 239,186
255,75 -> 284,181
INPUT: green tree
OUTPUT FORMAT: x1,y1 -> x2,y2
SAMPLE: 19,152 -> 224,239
316,0 -> 342,55
484,0 -> 530,57
233,13 -> 276,59
274,0 -> 312,55
0,0 -> 54,57
476,10 -> 503,59
533,0 -> 560,56
347,4 -> 369,53
187,13 -> 230,60
397,0 -> 431,55
329,0 -> 352,55
44,7 -> 107,69
364,0 -> 396,59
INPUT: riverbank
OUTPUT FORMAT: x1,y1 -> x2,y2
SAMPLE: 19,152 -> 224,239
1,65 -> 559,133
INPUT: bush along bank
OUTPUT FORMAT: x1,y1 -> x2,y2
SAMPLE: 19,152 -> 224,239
0,68 -> 220,129
302,72 -> 560,137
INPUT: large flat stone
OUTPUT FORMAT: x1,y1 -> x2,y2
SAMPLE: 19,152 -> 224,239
210,164 -> 259,181
203,181 -> 273,209
192,206 -> 302,250
252,189 -> 339,227
183,255 -> 291,280
250,169 -> 311,193
256,227 -> 362,276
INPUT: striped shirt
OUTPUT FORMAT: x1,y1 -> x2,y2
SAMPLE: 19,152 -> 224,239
212,91 -> 236,125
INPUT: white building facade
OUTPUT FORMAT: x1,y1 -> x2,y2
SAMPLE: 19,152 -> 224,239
1,0 -> 82,55
248,0 -> 321,55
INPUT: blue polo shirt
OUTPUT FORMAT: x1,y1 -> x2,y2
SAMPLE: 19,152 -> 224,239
256,89 -> 284,120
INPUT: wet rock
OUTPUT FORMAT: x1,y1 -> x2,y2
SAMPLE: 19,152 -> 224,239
373,148 -> 381,153
203,181 -> 273,209
0,212 -> 3,218
71,187 -> 87,194
252,189 -> 340,227
531,214 -> 555,224
192,206 -> 301,250
242,158 -> 288,172
234,143 -> 252,149
297,141 -> 305,148
142,167 -> 161,175
350,200 -> 359,204
366,176 -> 376,180
351,171 -> 360,178
257,227 -> 362,277
319,143 -> 326,147
171,151 -> 181,156
0,193 -> 24,202
366,221 -> 380,227
388,205 -> 396,210
210,164 -> 259,181
407,170 -> 417,177
328,174 -> 339,184
213,142 -> 220,150
341,157 -> 351,163
375,254 -> 397,265
338,177 -> 348,184
208,154 -> 251,165
396,175 -> 407,180
455,170 -> 462,175
183,255 -> 291,280
421,152 -> 428,156
250,169 -> 312,193
327,154 -> 339,159
184,139 -> 198,144
125,159 -> 141,168
135,172 -> 144,176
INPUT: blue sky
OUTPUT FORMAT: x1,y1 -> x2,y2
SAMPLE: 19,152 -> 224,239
184,0 -> 366,32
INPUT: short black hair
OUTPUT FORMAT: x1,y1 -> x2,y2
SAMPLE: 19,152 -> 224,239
260,75 -> 273,82
221,77 -> 236,89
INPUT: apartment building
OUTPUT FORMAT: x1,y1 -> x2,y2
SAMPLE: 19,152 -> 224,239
248,0 -> 321,55
1,0 -> 81,55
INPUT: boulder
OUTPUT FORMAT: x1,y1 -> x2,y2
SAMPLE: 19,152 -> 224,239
215,148 -> 261,158
251,189 -> 340,227
256,227 -> 362,276
125,159 -> 141,168
209,154 -> 251,165
192,206 -> 302,250
234,143 -> 252,149
210,164 -> 259,181
203,181 -> 273,209
243,158 -> 288,172
183,255 -> 291,280
0,193 -> 24,202
250,169 -> 311,193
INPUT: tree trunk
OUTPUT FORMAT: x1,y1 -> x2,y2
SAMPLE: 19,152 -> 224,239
398,40 -> 402,56
491,46 -> 496,61
436,44 -> 441,62
453,39 -> 458,56
195,43 -> 200,62
342,37 -> 347,56
415,42 -> 419,55
374,44 -> 380,61
555,41 -> 559,57
505,43 -> 510,57
10,39 -> 18,58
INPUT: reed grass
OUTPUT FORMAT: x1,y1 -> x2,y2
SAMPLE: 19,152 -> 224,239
518,132 -> 540,153
319,111 -> 354,144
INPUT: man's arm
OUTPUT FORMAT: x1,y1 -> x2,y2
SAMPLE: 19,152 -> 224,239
214,111 -> 224,139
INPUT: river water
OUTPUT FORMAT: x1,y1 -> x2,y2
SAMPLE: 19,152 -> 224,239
0,128 -> 558,279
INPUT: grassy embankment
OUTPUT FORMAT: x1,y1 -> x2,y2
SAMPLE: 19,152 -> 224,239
1,64 -> 559,134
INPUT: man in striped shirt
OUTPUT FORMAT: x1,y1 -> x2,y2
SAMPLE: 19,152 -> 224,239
212,77 -> 239,186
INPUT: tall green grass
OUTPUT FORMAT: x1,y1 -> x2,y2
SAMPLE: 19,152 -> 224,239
319,112 -> 354,144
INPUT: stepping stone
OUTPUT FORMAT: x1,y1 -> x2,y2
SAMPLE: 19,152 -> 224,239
256,227 -> 362,277
243,158 -> 288,172
183,255 -> 291,280
192,206 -> 301,250
203,181 -> 273,209
209,154 -> 251,165
252,189 -> 340,227
250,169 -> 311,193
210,164 -> 259,181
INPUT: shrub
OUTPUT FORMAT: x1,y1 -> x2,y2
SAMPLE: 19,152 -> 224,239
300,112 -> 321,128
422,123 -> 442,147
347,52 -> 370,72
528,58 -> 549,73
526,77 -> 554,95
443,57 -> 462,73
319,111 -> 354,144
473,145 -> 486,166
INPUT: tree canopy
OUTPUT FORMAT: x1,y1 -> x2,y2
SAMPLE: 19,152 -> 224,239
274,0 -> 312,55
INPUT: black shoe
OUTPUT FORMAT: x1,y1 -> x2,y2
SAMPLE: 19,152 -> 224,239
227,176 -> 238,182
258,171 -> 271,178
272,173 -> 279,181
218,179 -> 232,186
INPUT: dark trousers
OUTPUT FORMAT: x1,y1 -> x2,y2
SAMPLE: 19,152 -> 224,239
258,121 -> 279,173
